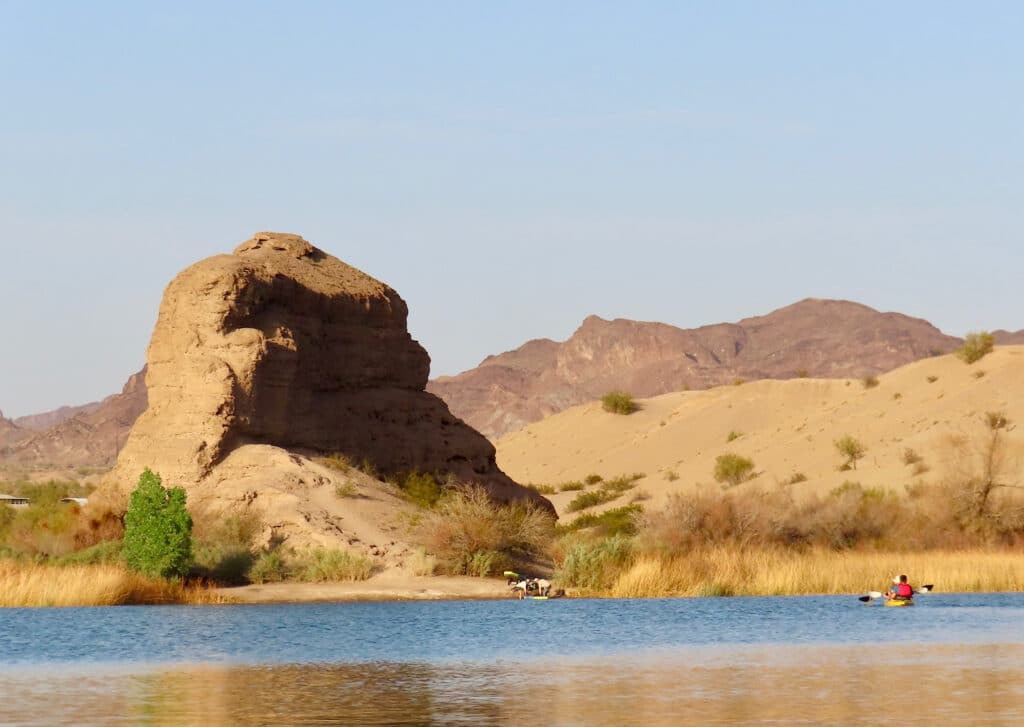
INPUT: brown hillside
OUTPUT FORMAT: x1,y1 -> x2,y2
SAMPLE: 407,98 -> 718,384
429,298 -> 961,439
0,410 -> 28,450
995,329 -> 1024,345
496,346 -> 1024,520
0,369 -> 147,468
14,402 -> 102,432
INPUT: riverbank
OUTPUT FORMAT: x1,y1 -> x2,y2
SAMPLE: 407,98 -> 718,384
216,572 -> 511,603
0,559 -> 514,606
607,548 -> 1024,598
0,561 -> 230,607
5,549 -> 1024,606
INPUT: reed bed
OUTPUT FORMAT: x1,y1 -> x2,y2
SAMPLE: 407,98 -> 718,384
0,561 -> 230,607
607,548 -> 1024,598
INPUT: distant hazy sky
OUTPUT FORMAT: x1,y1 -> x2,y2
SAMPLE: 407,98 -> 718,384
1,2 -> 1022,417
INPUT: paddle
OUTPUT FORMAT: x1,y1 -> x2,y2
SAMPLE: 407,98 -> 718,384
858,584 -> 933,602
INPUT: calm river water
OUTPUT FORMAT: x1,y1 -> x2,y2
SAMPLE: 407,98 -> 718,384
2,593 -> 1023,725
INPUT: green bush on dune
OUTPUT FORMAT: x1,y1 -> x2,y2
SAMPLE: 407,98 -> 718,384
956,331 -> 995,364
601,391 -> 638,415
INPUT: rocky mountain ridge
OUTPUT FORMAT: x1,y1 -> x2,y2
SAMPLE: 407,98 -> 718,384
427,298 -> 968,439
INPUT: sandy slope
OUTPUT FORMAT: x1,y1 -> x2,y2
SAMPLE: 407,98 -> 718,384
496,347 -> 1024,518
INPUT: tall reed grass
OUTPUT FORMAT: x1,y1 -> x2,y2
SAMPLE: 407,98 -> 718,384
607,548 -> 1024,598
0,561 -> 230,607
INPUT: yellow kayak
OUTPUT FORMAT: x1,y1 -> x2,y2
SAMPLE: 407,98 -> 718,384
884,599 -> 914,607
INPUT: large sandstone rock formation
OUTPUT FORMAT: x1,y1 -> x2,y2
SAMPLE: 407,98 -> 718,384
428,299 -> 963,439
102,233 -> 546,530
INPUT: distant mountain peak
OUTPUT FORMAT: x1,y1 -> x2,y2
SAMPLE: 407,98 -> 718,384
426,298 -> 965,439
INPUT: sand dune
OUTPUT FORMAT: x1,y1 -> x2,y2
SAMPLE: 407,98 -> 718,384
497,347 -> 1024,518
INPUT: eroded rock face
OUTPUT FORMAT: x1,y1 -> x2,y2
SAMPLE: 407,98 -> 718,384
107,232 -> 547,514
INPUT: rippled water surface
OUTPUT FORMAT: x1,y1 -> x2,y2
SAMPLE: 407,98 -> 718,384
2,593 -> 1023,725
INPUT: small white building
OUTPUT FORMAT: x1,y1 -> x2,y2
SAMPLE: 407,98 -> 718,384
0,493 -> 30,508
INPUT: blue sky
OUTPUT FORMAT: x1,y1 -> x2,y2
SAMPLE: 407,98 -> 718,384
1,2 -> 1021,417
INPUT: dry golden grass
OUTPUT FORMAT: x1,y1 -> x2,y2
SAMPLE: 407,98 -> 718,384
608,548 -> 1024,598
0,561 -> 231,607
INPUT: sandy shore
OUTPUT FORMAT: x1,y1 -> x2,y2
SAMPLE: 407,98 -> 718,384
216,572 -> 514,603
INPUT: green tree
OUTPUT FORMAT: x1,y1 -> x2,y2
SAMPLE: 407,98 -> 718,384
956,331 -> 995,364
123,468 -> 193,579
714,453 -> 755,487
834,435 -> 867,471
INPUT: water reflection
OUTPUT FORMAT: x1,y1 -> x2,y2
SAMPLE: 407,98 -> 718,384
5,644 -> 1024,726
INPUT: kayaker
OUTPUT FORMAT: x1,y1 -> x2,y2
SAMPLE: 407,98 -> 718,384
886,574 -> 914,601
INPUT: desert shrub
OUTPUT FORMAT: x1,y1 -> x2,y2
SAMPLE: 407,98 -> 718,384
560,504 -> 643,537
912,462 -> 930,476
557,534 -> 633,590
51,540 -> 121,569
191,509 -> 262,585
291,548 -> 373,582
72,506 -> 124,551
584,474 -> 604,485
637,490 -> 750,552
973,370 -> 986,379
631,489 -> 652,502
123,469 -> 193,580
942,412 -> 1023,538
639,482 -> 913,553
713,453 -> 754,488
787,472 -> 808,485
408,547 -> 437,576
527,483 -> 557,495
466,550 -> 500,578
796,369 -> 809,378
559,481 -> 585,492
396,471 -> 445,509
834,435 -> 866,471
726,431 -> 743,442
733,379 -> 745,386
926,375 -> 939,383
986,411 -> 1008,430
565,489 -> 620,513
2,492 -> 80,557
318,453 -> 352,474
248,550 -> 288,584
334,481 -> 358,498
664,470 -> 679,482
902,448 -> 923,465
956,331 -> 995,364
601,391 -> 638,415
358,458 -> 379,479
416,485 -> 555,576
0,505 -> 15,541
600,476 -> 638,494
893,392 -> 902,400
861,374 -> 879,389
55,540 -> 123,566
